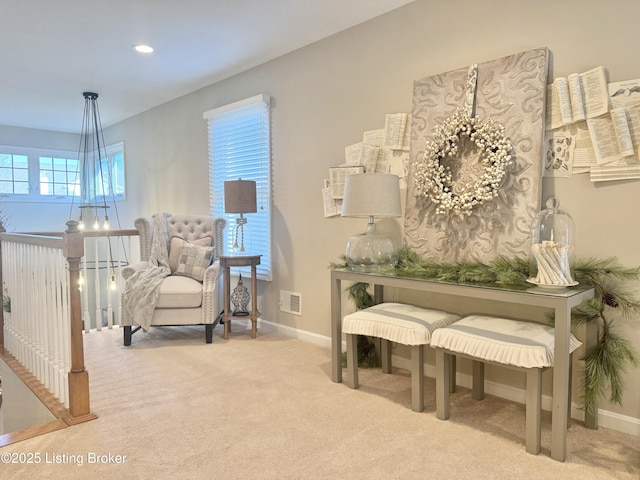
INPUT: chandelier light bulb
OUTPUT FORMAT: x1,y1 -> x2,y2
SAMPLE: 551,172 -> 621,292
103,215 -> 110,230
93,215 -> 100,230
110,270 -> 117,290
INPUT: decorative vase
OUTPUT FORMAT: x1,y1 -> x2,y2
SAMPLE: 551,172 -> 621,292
231,274 -> 250,316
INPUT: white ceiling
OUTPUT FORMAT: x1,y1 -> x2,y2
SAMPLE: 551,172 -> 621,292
0,0 -> 414,134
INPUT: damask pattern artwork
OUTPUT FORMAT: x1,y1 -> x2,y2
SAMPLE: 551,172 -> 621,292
404,47 -> 549,263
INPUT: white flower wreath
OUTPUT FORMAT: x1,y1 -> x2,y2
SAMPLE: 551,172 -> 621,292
413,109 -> 513,216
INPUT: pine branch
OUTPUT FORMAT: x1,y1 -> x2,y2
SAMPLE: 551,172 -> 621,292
346,283 -> 375,310
455,262 -> 496,283
341,283 -> 379,368
329,255 -> 348,269
581,328 -> 639,414
489,256 -> 529,285
574,257 -> 640,282
570,298 -> 604,327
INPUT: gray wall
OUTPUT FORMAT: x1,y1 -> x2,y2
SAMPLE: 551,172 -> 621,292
2,0 -> 639,425
0,126 -> 79,232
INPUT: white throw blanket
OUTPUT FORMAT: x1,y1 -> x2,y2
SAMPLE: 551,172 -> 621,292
122,212 -> 172,332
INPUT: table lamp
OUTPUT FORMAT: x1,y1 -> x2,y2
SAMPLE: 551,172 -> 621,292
224,178 -> 257,252
341,173 -> 402,272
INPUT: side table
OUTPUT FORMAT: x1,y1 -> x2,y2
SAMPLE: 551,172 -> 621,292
220,255 -> 261,339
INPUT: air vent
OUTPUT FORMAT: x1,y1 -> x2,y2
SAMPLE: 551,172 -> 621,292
280,290 -> 302,316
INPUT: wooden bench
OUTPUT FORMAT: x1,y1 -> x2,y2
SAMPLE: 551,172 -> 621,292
431,314 -> 581,454
343,303 -> 461,412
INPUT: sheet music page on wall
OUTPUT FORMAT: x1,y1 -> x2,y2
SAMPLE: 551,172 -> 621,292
580,66 -> 609,119
344,143 -> 380,173
363,129 -> 385,147
609,79 -> 640,108
587,107 -> 634,164
546,66 -> 609,130
383,113 -> 411,150
588,100 -> 640,182
322,179 -> 342,217
570,122 -> 598,173
328,166 -> 364,199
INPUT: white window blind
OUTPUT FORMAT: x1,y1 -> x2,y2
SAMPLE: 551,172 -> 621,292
204,94 -> 272,280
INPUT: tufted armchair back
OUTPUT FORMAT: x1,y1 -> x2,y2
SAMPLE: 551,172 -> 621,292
135,214 -> 226,263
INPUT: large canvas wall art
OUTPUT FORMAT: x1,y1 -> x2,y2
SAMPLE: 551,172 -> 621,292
404,48 -> 549,263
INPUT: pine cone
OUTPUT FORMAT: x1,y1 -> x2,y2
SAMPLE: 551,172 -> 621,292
603,293 -> 619,308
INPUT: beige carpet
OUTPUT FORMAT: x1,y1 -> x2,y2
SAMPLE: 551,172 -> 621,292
2,324 -> 639,479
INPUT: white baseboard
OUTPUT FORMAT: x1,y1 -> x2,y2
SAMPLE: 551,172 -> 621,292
258,318 -> 332,347
392,356 -> 640,437
258,319 -> 640,437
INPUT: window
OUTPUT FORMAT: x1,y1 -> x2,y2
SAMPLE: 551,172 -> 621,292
204,95 -> 272,280
39,156 -> 80,196
0,142 -> 125,202
0,152 -> 29,194
88,142 -> 126,201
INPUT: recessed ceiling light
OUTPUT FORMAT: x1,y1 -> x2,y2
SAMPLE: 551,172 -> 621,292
133,44 -> 154,54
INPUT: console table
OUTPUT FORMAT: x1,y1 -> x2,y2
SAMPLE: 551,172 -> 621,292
330,268 -> 595,462
220,255 -> 261,339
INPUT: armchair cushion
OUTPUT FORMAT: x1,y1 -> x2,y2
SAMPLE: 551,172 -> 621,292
169,236 -> 213,273
156,275 -> 204,308
175,242 -> 215,281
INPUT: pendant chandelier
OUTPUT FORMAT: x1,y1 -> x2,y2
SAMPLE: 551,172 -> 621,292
69,91 -> 126,293
69,91 -> 114,230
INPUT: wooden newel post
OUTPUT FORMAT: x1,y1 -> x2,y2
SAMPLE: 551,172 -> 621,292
63,220 -> 94,421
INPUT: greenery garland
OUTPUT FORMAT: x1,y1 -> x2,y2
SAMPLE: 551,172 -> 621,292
332,247 -> 640,415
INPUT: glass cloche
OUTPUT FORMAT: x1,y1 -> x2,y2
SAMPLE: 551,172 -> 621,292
528,197 -> 577,288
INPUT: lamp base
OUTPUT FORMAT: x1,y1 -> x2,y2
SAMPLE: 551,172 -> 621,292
345,222 -> 397,272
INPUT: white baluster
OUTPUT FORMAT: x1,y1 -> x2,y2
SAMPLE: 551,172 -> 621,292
41,245 -> 50,388
61,254 -> 71,408
81,248 -> 90,333
106,236 -> 113,329
94,237 -> 101,331
49,249 -> 60,399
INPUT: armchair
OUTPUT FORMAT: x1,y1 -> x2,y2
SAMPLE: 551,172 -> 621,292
121,214 -> 226,345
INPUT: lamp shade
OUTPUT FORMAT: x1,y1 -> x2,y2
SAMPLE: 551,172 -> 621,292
341,173 -> 401,218
224,179 -> 257,214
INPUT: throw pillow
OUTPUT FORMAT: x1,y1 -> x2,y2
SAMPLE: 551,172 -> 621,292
169,236 -> 213,273
175,243 -> 215,282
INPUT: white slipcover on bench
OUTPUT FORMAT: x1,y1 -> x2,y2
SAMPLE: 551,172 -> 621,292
431,314 -> 582,454
343,303 -> 461,412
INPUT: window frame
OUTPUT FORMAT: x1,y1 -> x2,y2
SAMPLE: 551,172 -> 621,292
204,94 -> 272,281
0,142 -> 125,203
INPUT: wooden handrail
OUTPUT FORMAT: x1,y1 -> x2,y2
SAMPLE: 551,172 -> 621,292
7,228 -> 139,238
0,232 -> 64,248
